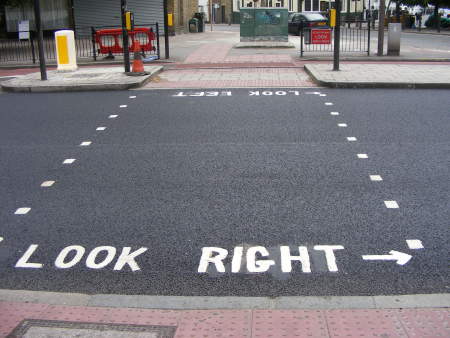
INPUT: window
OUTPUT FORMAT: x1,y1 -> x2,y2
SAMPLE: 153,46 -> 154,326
313,0 -> 319,11
305,0 -> 311,11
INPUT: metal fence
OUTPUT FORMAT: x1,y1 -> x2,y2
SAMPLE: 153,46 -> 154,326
300,21 -> 371,57
0,23 -> 160,64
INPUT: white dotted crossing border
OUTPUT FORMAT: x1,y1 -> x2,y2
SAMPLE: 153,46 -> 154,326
13,95 -> 134,215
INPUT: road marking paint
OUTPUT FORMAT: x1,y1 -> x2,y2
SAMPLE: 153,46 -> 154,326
384,200 -> 399,209
406,239 -> 424,249
63,159 -> 76,164
96,127 -> 106,131
338,123 -> 347,127
330,112 -> 339,115
109,115 -> 118,119
15,207 -> 31,215
119,105 -> 127,108
319,94 -> 327,97
370,175 -> 383,181
347,137 -> 357,141
325,102 -> 333,106
362,250 -> 411,265
80,141 -> 91,146
41,181 -> 55,187
129,96 -> 136,99
357,154 -> 368,159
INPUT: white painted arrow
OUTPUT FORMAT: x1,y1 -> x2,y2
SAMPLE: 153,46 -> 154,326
362,250 -> 412,265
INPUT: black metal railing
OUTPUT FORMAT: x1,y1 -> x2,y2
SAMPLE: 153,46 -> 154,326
0,23 -> 160,64
300,20 -> 371,57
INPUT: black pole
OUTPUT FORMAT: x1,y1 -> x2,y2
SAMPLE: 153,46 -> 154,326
121,0 -> 130,72
33,0 -> 47,80
333,0 -> 341,71
163,0 -> 169,59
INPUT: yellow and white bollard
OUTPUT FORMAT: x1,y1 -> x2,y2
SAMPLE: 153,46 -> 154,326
54,30 -> 77,71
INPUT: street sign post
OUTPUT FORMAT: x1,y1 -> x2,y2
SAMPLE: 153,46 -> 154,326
33,0 -> 47,80
333,0 -> 341,71
121,0 -> 130,73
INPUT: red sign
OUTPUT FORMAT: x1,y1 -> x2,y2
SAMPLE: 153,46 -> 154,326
311,29 -> 331,44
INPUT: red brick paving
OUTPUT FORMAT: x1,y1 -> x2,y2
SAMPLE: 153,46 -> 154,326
1,301 -> 448,337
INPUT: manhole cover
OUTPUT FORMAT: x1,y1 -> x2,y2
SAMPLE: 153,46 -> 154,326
8,320 -> 176,338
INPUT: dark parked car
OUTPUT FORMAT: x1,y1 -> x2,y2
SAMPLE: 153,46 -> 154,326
288,12 -> 328,35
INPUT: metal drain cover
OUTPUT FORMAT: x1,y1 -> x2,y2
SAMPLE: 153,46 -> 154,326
8,320 -> 176,338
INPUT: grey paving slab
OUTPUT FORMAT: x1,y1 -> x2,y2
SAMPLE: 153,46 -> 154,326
0,66 -> 163,93
305,63 -> 450,88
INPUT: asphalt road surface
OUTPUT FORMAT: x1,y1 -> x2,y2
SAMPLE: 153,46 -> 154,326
0,88 -> 448,297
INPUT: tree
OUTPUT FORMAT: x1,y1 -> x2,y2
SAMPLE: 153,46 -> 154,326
401,0 -> 450,31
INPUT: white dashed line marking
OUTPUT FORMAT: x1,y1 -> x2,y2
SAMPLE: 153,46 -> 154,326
41,181 -> 55,187
325,102 -> 333,106
370,175 -> 383,181
63,159 -> 76,164
129,96 -> 136,99
15,207 -> 31,215
319,94 -> 327,97
80,141 -> 91,146
384,200 -> 399,209
96,127 -> 106,131
347,137 -> 357,141
120,105 -> 127,108
357,154 -> 368,159
330,112 -> 339,116
109,115 -> 118,119
406,239 -> 424,249
338,123 -> 348,127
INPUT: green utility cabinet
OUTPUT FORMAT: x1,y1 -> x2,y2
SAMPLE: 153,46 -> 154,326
240,8 -> 288,42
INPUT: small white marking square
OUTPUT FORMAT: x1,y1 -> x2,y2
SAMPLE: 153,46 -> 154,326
357,154 -> 368,159
406,239 -> 424,249
330,112 -> 339,115
370,175 -> 383,181
63,159 -> 76,164
325,102 -> 333,106
41,181 -> 55,187
109,115 -> 118,119
120,105 -> 127,108
80,141 -> 91,146
96,127 -> 106,131
384,200 -> 399,209
15,207 -> 30,215
347,137 -> 357,141
319,94 -> 327,97
129,96 -> 136,99
338,123 -> 347,127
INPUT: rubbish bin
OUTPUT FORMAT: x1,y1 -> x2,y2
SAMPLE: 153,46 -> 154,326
194,12 -> 205,32
189,18 -> 199,33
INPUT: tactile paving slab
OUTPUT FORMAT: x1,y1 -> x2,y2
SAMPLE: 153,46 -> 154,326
253,310 -> 328,337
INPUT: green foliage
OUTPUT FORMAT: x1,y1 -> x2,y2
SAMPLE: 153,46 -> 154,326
0,0 -> 32,8
425,15 -> 450,27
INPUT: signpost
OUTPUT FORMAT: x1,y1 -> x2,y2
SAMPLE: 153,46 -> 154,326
333,0 -> 341,71
121,0 -> 130,73
33,0 -> 47,80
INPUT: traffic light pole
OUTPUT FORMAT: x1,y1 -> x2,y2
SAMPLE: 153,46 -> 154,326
121,0 -> 130,72
333,0 -> 341,71
33,0 -> 47,80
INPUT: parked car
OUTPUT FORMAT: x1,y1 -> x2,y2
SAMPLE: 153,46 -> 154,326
288,12 -> 329,35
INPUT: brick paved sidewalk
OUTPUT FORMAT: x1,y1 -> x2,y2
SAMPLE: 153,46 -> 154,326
1,301 -> 448,337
